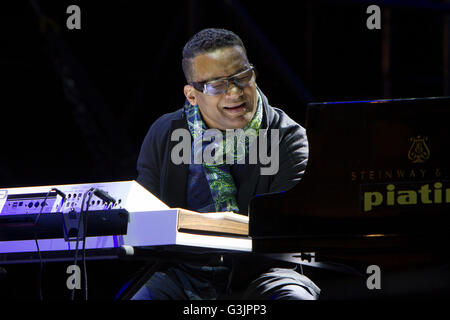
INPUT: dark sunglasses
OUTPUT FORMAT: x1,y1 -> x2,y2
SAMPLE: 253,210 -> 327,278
189,65 -> 256,96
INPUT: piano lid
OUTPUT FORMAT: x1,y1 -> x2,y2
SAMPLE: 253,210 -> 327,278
249,96 -> 450,252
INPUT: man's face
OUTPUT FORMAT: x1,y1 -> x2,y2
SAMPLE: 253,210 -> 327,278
184,46 -> 258,130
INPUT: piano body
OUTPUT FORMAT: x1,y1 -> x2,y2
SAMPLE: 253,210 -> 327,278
249,96 -> 450,297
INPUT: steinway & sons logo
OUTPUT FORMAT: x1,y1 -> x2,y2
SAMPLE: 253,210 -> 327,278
408,135 -> 430,163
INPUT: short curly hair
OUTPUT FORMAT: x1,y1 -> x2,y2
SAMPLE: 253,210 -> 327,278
182,28 -> 248,82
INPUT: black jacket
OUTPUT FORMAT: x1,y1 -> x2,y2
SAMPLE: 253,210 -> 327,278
136,88 -> 308,214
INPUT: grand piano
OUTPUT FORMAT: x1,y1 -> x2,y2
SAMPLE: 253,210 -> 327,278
249,96 -> 450,298
1,96 -> 449,299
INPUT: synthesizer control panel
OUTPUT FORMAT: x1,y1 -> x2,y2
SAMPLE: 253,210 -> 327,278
0,180 -> 253,264
0,180 -> 168,216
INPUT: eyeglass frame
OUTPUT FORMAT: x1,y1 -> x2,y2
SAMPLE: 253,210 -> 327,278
189,65 -> 257,96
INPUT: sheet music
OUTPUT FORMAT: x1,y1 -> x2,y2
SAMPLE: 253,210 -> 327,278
176,209 -> 249,224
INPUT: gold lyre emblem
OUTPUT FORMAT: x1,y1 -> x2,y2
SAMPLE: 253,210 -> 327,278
408,136 -> 430,163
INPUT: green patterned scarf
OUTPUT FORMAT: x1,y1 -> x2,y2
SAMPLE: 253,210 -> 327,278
184,92 -> 263,212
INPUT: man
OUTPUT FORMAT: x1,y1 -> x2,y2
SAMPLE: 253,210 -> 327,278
132,28 -> 320,300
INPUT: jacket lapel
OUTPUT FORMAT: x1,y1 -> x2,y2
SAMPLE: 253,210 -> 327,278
237,88 -> 274,214
161,118 -> 189,208
236,163 -> 260,214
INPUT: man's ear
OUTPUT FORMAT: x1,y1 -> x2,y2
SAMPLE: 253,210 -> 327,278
184,85 -> 197,106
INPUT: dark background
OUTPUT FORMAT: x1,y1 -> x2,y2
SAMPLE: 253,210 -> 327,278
1,0 -> 446,188
0,0 -> 448,300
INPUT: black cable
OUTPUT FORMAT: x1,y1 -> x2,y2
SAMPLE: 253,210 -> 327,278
34,189 -> 51,301
33,188 -> 65,301
33,189 -> 53,227
69,187 -> 116,300
81,188 -> 116,300
33,188 -> 67,229
81,191 -> 94,301
70,187 -> 93,301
